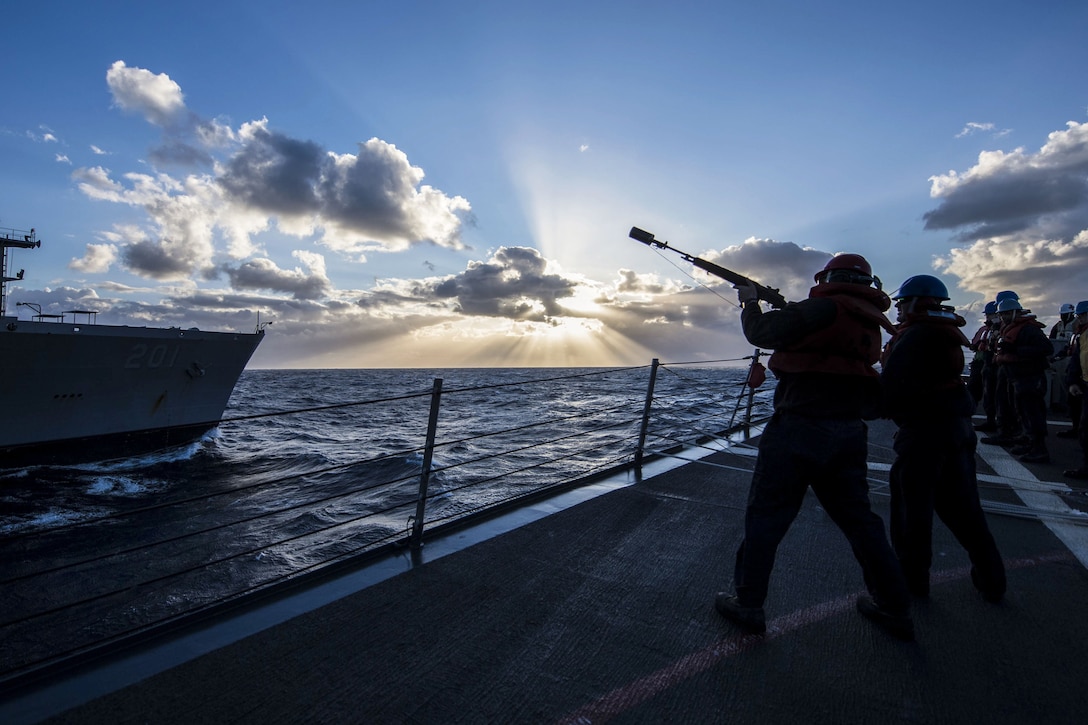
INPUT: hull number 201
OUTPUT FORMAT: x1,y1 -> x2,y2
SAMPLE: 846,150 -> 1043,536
125,344 -> 181,369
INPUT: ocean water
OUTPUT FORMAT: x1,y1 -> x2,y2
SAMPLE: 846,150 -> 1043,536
0,365 -> 771,677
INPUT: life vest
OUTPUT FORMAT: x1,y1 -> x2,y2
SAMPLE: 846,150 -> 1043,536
970,325 -> 989,351
880,309 -> 970,382
1051,318 -> 1077,343
994,314 -> 1047,364
769,283 -> 895,378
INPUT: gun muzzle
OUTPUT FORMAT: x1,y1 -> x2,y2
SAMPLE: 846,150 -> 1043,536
629,227 -> 656,245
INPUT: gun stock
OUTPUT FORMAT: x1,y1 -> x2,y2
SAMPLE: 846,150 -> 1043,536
628,226 -> 788,308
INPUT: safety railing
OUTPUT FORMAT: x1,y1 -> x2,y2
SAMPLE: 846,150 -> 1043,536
0,355 -> 774,687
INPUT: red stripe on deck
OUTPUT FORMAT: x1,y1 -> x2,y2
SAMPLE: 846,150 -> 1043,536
556,551 -> 1072,725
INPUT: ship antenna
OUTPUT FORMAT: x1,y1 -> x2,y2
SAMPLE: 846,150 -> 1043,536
1,225 -> 41,317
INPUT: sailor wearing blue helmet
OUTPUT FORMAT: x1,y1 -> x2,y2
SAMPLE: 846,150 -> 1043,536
881,275 -> 1006,601
976,298 -> 1009,433
1050,303 -> 1079,427
982,298 -> 1052,463
969,300 -> 1000,427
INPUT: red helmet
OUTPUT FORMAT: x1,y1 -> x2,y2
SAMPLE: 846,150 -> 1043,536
814,253 -> 873,282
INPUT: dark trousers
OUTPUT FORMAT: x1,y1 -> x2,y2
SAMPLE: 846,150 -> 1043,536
968,359 -> 984,409
889,419 -> 1006,595
980,361 -> 997,423
734,413 -> 909,613
1010,371 -> 1048,444
994,365 -> 1020,437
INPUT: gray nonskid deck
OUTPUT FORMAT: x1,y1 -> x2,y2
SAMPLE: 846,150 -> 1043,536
12,418 -> 1088,723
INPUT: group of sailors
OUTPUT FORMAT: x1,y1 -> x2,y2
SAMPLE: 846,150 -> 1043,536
967,293 -> 1088,478
715,257 -> 1007,641
711,256 -> 1087,642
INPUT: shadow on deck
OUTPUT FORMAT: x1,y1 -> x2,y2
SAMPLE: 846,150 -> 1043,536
8,417 -> 1088,724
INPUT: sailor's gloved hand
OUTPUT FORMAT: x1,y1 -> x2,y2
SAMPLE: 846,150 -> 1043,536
734,282 -> 760,307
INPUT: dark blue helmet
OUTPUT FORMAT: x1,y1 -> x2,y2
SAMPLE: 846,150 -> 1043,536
984,301 -> 998,315
892,274 -> 949,301
995,290 -> 1019,303
1077,300 -> 1088,315
997,298 -> 1023,313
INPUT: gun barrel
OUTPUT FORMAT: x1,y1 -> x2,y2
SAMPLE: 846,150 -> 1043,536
628,224 -> 789,308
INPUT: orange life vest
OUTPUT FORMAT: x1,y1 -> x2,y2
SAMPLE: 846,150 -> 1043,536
769,283 -> 895,378
994,315 -> 1046,364
880,309 -> 970,381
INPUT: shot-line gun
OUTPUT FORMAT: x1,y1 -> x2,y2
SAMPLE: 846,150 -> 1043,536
628,226 -> 789,309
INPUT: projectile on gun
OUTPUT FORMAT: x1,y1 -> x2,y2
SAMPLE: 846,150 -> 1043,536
628,227 -> 788,309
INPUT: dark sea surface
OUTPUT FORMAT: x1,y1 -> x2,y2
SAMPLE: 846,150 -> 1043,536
0,365 -> 772,677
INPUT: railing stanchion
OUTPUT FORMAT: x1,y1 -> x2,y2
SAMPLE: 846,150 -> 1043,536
411,377 -> 444,550
634,358 -> 660,470
744,349 -> 763,436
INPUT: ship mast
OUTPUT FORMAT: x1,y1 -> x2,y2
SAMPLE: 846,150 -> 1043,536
1,226 -> 40,317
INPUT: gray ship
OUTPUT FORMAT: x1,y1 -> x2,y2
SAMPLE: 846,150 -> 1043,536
1,226 -> 265,466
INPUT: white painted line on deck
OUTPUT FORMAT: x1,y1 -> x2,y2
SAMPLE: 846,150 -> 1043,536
976,438 -> 1088,569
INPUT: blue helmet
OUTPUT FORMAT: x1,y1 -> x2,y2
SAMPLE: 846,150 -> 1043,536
1076,300 -> 1088,315
983,301 -> 998,315
995,290 -> 1019,303
892,274 -> 949,301
997,298 -> 1022,313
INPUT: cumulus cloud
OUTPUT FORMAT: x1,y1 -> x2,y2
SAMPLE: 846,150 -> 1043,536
613,269 -> 686,295
365,246 -> 580,320
223,251 -> 332,300
69,243 -> 119,273
220,121 -> 471,253
106,61 -> 234,168
219,120 -> 323,216
925,122 -> 1088,243
72,165 -> 124,201
71,167 -> 223,279
106,60 -> 187,127
435,246 -> 576,318
77,61 -> 473,290
926,121 -> 1088,309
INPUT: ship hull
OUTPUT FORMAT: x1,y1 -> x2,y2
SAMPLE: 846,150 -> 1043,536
1,317 -> 263,466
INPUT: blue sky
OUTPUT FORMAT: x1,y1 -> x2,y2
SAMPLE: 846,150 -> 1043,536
3,0 -> 1087,368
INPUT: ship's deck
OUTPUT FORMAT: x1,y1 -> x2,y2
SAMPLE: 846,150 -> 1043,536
7,415 -> 1088,724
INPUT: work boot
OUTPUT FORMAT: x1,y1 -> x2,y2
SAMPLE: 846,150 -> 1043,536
971,567 -> 1005,604
1008,444 -> 1033,456
856,595 -> 914,641
714,593 -> 766,634
974,420 -> 998,432
1063,468 -> 1088,480
1056,429 -> 1080,439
